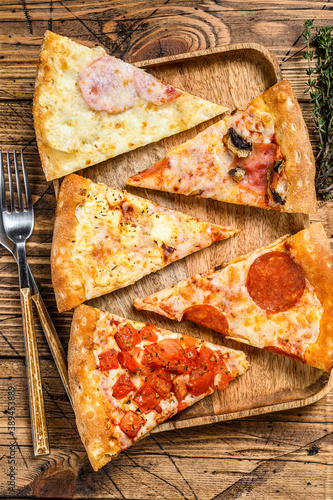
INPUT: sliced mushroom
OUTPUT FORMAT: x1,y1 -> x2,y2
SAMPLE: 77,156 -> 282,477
267,159 -> 287,205
228,166 -> 246,183
226,128 -> 253,158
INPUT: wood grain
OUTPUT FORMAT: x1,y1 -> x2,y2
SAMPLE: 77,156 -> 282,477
1,1 -> 333,498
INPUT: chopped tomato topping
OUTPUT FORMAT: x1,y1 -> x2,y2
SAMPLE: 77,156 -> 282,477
173,374 -> 189,402
184,345 -> 198,361
196,346 -> 217,372
119,411 -> 145,439
98,349 -> 119,371
115,324 -> 141,351
155,405 -> 163,414
140,324 -> 159,342
110,317 -> 121,326
143,339 -> 192,373
146,369 -> 172,398
187,370 -> 214,397
118,350 -> 139,373
112,374 -> 136,400
177,401 -> 188,412
134,384 -> 161,413
214,367 -> 233,390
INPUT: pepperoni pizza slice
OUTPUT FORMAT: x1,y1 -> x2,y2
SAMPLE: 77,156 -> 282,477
33,31 -> 227,181
51,174 -> 237,312
134,223 -> 333,371
69,304 -> 249,470
127,80 -> 317,214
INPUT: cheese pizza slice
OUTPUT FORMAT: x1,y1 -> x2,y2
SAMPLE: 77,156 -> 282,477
127,80 -> 317,214
69,304 -> 249,470
135,223 -> 333,371
51,174 -> 237,312
33,31 -> 227,181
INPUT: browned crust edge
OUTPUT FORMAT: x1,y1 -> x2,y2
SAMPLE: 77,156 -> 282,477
51,174 -> 90,312
285,222 -> 333,371
254,80 -> 317,214
68,304 -> 120,471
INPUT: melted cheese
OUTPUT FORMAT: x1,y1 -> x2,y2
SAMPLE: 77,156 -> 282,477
134,241 -> 324,361
73,179 -> 232,301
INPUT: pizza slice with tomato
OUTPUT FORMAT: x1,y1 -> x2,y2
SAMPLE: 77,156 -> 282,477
127,80 -> 317,214
33,31 -> 227,181
68,304 -> 249,470
134,223 -> 333,371
51,174 -> 237,312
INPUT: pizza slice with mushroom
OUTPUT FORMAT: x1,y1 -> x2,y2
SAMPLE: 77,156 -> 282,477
33,31 -> 227,181
127,80 -> 317,214
134,223 -> 333,371
69,304 -> 249,470
51,174 -> 237,312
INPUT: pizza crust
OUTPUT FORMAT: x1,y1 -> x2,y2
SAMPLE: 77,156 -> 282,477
252,80 -> 317,214
68,305 -> 120,471
33,31 -> 227,181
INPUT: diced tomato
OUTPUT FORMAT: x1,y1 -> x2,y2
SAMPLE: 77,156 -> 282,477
146,369 -> 172,398
196,346 -> 217,372
134,384 -> 161,413
155,405 -> 163,414
115,324 -> 141,351
98,349 -> 119,371
177,401 -> 188,412
118,350 -> 139,373
173,374 -> 189,402
184,345 -> 198,361
214,366 -> 233,390
119,411 -> 145,439
112,374 -> 136,400
187,370 -> 214,397
143,339 -> 190,374
140,324 -> 159,342
110,317 -> 121,326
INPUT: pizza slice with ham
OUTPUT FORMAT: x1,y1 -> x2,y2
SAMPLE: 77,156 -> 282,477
33,31 -> 227,181
69,304 -> 249,470
127,80 -> 317,215
134,223 -> 333,371
51,174 -> 237,312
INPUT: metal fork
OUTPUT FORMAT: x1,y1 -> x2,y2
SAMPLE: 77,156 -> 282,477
0,150 -> 49,456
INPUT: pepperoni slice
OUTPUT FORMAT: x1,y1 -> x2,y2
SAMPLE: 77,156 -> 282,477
183,305 -> 229,335
119,411 -> 145,439
246,251 -> 306,313
115,324 -> 141,351
98,349 -> 119,371
134,70 -> 182,105
112,374 -> 136,400
79,56 -> 137,113
79,55 -> 182,114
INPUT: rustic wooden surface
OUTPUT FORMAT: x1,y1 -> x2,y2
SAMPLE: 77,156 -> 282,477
0,1 -> 333,499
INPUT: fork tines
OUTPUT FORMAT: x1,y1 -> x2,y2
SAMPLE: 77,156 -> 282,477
0,150 -> 33,214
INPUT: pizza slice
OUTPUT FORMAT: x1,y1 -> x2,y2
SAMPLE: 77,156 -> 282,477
33,31 -> 227,181
134,223 -> 333,371
51,174 -> 237,312
68,304 -> 249,470
127,80 -> 317,214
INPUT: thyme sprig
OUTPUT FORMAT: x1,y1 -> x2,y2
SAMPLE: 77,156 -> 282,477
303,20 -> 333,198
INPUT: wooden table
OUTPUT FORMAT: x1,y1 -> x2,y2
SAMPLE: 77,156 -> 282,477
0,1 -> 333,498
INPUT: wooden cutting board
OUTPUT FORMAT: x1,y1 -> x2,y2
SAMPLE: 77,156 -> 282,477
53,42 -> 332,433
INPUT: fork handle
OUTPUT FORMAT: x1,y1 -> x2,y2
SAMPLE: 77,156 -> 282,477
20,287 -> 50,456
31,292 -> 73,407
